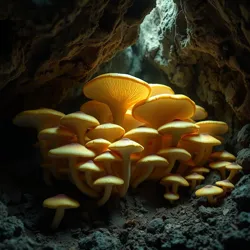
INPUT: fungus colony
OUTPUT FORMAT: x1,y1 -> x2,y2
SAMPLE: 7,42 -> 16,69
13,73 -> 242,229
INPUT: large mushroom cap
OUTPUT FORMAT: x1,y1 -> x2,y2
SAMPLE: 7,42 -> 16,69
83,73 -> 151,126
13,108 -> 65,132
181,133 -> 221,147
43,194 -> 80,209
132,94 -> 195,128
196,120 -> 228,135
195,185 -> 223,197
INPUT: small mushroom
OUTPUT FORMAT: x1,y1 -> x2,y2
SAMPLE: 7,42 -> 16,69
215,179 -> 234,196
209,150 -> 236,162
190,167 -> 210,175
163,193 -> 180,203
209,161 -> 231,179
195,185 -> 223,205
43,194 -> 80,230
191,105 -> 208,121
149,83 -> 175,97
185,173 -> 205,191
85,138 -> 111,154
226,163 -> 242,181
93,176 -> 124,206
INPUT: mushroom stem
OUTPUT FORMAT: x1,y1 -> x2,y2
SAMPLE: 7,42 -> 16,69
97,185 -> 113,206
193,146 -> 205,165
199,146 -> 213,166
132,165 -> 154,188
165,161 -> 175,175
227,170 -> 237,181
120,156 -> 131,197
172,183 -> 179,194
85,172 -> 94,188
176,163 -> 188,175
110,106 -> 126,127
171,134 -> 181,147
69,158 -> 99,198
207,195 -> 216,205
51,207 -> 65,230
104,162 -> 112,175
190,180 -> 197,191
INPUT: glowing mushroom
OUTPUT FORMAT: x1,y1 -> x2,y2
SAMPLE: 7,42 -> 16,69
149,83 -> 174,96
87,123 -> 125,142
191,105 -> 208,121
132,94 -> 195,129
196,120 -> 228,136
108,138 -> 144,197
195,185 -> 223,205
60,112 -> 99,145
83,73 -> 151,126
209,150 -> 236,162
158,120 -> 199,146
43,194 -> 80,230
93,176 -> 124,206
80,100 -> 113,124
48,143 -> 98,198
123,109 -> 144,132
85,138 -> 111,154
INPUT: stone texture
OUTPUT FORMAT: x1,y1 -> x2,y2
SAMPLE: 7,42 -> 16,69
0,0 -> 155,119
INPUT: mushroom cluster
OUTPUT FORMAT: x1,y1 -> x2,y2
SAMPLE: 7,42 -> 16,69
13,73 -> 242,226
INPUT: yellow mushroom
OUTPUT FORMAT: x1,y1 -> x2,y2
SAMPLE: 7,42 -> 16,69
226,163 -> 242,181
191,105 -> 208,121
209,161 -> 231,179
185,173 -> 205,191
195,185 -> 223,205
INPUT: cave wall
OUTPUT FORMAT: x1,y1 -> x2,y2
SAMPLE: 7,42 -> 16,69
98,0 -> 250,131
0,0 -> 155,119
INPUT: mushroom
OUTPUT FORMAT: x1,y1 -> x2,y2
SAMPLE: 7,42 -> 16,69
43,194 -> 80,230
209,161 -> 232,179
215,179 -> 234,196
60,111 -> 99,145
85,138 -> 111,154
160,174 -> 189,197
132,155 -> 168,188
195,120 -> 228,136
80,100 -> 113,124
76,160 -> 104,189
225,163 -> 242,181
48,143 -> 98,198
209,150 -> 236,162
157,147 -> 191,175
87,123 -> 125,142
158,120 -> 199,146
163,193 -> 180,203
94,150 -> 122,175
190,167 -> 210,175
191,105 -> 208,121
83,73 -> 151,126
93,176 -> 124,206
123,109 -> 145,132
149,83 -> 175,96
124,127 -> 159,156
195,185 -> 223,205
185,173 -> 205,190
132,94 -> 195,129
108,138 -> 144,197
181,134 -> 221,166
176,159 -> 196,175
13,108 -> 65,132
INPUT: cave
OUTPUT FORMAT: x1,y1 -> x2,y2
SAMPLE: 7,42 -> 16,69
1,0 -> 250,249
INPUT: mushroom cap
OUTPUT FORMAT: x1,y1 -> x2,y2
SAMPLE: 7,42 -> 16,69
60,111 -> 99,131
80,100 -> 113,124
132,94 -> 195,128
149,83 -> 175,96
215,179 -> 235,189
158,120 -> 199,135
209,150 -> 236,161
196,120 -> 228,135
164,193 -> 180,201
136,155 -> 169,167
87,123 -> 125,142
13,108 -> 65,131
157,147 -> 191,162
124,127 -> 159,144
181,133 -> 221,147
85,139 -> 111,153
48,143 -> 96,158
191,167 -> 210,174
225,162 -> 242,171
191,105 -> 208,121
83,73 -> 151,112
195,185 -> 223,197
161,174 -> 189,187
93,175 -> 124,186
185,173 -> 205,181
123,109 -> 145,132
108,138 -> 144,157
38,126 -> 76,141
77,160 -> 103,173
209,161 -> 232,170
94,150 -> 122,163
43,194 -> 80,209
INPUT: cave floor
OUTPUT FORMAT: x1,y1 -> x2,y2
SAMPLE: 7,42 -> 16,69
1,171 -> 250,250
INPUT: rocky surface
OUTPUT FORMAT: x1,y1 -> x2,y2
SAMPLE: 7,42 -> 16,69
0,0 -> 155,119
